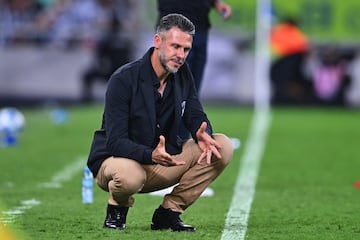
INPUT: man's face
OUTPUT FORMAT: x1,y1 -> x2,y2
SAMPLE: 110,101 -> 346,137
155,27 -> 193,74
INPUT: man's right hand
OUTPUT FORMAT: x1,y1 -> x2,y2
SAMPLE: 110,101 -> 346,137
215,0 -> 232,19
152,135 -> 186,167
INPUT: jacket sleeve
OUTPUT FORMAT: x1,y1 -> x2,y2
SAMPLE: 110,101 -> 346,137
180,65 -> 213,140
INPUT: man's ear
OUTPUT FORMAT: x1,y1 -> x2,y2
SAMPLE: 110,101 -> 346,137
154,34 -> 162,48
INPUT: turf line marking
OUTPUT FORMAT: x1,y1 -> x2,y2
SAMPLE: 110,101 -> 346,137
1,199 -> 41,225
1,156 -> 87,225
38,156 -> 86,188
221,110 -> 271,240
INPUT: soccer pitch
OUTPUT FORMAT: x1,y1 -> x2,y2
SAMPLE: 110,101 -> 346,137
1,105 -> 359,240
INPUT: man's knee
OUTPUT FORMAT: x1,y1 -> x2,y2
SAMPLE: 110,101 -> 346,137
100,157 -> 147,194
110,167 -> 146,194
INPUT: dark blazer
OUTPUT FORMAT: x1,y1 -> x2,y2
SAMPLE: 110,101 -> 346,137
87,47 -> 212,176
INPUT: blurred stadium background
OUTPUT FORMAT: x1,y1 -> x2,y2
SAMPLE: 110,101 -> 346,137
0,0 -> 359,107
1,1 -> 360,239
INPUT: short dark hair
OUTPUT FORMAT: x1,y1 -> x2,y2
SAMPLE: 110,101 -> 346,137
156,13 -> 195,36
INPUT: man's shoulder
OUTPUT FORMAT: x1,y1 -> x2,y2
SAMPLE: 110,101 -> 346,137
106,56 -> 148,94
113,58 -> 143,76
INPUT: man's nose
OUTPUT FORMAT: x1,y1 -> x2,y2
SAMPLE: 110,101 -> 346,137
176,48 -> 185,59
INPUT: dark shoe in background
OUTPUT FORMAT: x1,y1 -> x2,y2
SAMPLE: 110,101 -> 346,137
151,205 -> 196,232
103,204 -> 129,230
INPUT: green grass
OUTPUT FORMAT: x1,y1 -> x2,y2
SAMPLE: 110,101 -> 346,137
0,104 -> 248,240
1,105 -> 359,239
248,108 -> 360,240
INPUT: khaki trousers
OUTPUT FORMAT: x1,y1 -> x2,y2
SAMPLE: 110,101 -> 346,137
95,134 -> 233,213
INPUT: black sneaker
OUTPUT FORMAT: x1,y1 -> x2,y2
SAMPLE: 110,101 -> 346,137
151,205 -> 196,232
103,204 -> 129,230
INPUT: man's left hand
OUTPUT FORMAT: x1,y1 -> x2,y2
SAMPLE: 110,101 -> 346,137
196,122 -> 222,164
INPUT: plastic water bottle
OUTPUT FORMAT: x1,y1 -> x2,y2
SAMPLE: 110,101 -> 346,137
82,166 -> 94,204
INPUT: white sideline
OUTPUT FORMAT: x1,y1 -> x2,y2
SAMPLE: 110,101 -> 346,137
220,110 -> 271,240
1,157 -> 86,224
0,199 -> 41,224
38,157 -> 86,188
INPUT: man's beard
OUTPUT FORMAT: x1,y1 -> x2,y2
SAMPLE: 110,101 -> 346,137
158,51 -> 183,74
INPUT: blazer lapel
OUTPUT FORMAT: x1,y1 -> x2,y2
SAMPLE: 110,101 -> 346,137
139,77 -> 156,135
136,48 -> 159,134
173,74 -> 182,129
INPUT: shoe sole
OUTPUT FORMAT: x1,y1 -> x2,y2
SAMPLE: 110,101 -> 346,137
103,224 -> 126,230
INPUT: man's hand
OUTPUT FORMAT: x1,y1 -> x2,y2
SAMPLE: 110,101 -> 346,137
152,135 -> 185,167
214,0 -> 232,19
196,122 -> 222,165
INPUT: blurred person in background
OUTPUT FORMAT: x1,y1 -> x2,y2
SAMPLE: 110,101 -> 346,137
311,46 -> 353,106
0,0 -> 44,46
270,16 -> 312,105
33,0 -> 135,48
86,13 -> 233,232
156,0 -> 232,140
80,0 -> 133,103
36,0 -> 107,48
346,51 -> 360,106
0,0 -> 103,47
